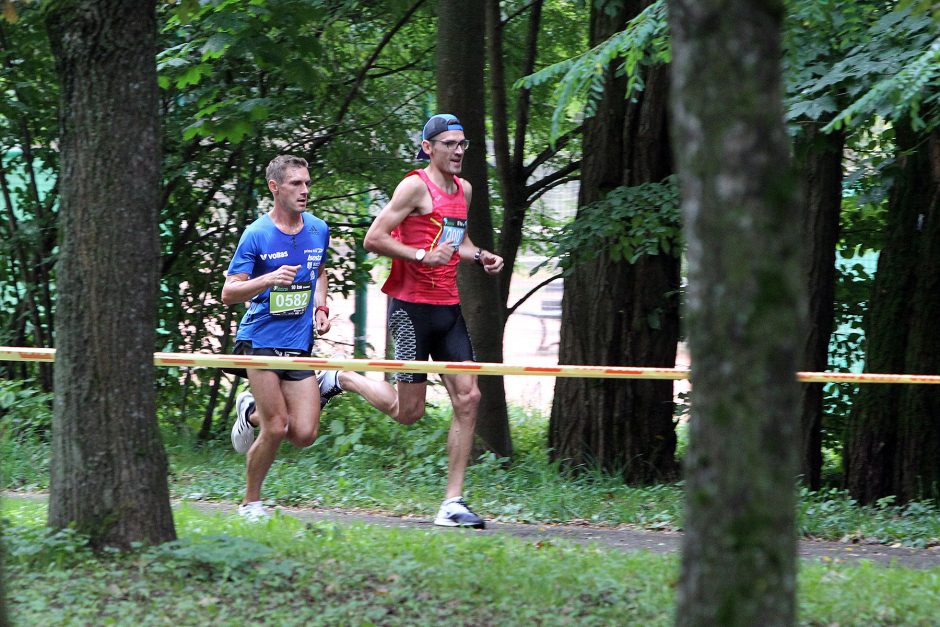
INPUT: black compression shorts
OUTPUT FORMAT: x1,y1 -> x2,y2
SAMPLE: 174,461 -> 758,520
387,298 -> 475,383
221,340 -> 317,381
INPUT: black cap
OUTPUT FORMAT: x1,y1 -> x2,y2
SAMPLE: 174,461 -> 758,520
415,114 -> 464,160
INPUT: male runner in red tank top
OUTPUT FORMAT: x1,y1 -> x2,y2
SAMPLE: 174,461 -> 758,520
364,114 -> 504,528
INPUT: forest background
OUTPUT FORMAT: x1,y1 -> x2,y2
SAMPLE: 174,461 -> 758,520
1,0 -> 940,623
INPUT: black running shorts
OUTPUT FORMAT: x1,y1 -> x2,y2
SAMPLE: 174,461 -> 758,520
387,298 -> 475,383
221,340 -> 317,381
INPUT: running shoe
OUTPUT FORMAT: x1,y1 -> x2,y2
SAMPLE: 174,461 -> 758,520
433,497 -> 486,529
317,370 -> 344,409
237,501 -> 269,521
231,390 -> 256,454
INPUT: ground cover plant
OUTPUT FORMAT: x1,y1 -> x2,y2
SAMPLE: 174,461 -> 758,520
4,498 -> 940,626
3,387 -> 940,549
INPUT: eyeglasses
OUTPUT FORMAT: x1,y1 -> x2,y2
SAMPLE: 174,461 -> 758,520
431,139 -> 470,151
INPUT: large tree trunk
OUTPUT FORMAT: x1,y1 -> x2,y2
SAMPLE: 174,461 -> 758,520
548,1 -> 679,483
895,127 -> 940,500
436,0 -> 512,458
45,0 -> 175,549
669,0 -> 802,624
846,120 -> 940,504
795,123 -> 844,490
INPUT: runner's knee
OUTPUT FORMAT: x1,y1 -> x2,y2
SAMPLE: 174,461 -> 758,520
452,385 -> 481,414
397,402 -> 425,425
288,428 -> 318,448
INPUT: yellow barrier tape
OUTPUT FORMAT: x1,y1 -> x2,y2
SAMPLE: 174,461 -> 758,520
1,347 -> 938,384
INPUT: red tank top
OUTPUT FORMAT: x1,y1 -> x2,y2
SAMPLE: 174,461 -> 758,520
381,169 -> 467,305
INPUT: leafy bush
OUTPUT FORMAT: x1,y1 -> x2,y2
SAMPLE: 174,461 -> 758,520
0,378 -> 53,442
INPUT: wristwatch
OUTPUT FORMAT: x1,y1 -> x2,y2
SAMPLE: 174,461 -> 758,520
414,248 -> 426,262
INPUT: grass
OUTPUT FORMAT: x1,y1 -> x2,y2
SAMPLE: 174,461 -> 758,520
4,393 -> 940,548
4,498 -> 940,626
4,389 -> 940,624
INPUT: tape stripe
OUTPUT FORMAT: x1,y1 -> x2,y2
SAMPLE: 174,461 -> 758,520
1,347 -> 938,384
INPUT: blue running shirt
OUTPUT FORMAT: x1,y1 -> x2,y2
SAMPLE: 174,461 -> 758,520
227,213 -> 330,350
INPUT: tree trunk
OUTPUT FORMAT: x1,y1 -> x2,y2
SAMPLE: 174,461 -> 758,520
669,0 -> 802,624
548,1 -> 679,483
45,0 -> 175,549
896,126 -> 940,500
846,120 -> 940,504
0,532 -> 6,627
436,0 -> 512,458
795,123 -> 844,490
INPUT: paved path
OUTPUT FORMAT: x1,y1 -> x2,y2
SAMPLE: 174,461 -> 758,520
6,493 -> 939,569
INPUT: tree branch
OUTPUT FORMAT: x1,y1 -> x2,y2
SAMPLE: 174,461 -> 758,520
523,124 -> 582,177
524,159 -> 581,200
507,273 -> 563,316
331,0 -> 428,133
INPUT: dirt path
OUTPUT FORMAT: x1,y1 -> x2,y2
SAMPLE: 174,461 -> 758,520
6,493 -> 938,569
192,500 -> 940,569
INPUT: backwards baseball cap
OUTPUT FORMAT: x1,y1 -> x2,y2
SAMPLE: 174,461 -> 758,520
415,114 -> 463,160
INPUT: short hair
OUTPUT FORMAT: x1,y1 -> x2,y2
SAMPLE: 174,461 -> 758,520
266,155 -> 308,184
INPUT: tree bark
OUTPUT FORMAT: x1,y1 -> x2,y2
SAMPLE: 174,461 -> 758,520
669,0 -> 802,624
895,126 -> 940,500
436,0 -> 512,458
846,119 -> 940,504
45,0 -> 175,549
548,1 -> 679,484
795,123 -> 844,490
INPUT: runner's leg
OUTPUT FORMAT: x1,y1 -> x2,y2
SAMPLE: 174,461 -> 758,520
337,371 -> 400,419
281,376 -> 320,447
243,368 -> 290,504
440,373 -> 480,499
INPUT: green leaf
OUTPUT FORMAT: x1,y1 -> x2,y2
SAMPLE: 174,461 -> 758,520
200,33 -> 235,60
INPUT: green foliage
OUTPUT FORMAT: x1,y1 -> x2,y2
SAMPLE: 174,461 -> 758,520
800,488 -> 940,548
548,176 -> 680,273
820,151 -> 889,460
784,0 -> 885,124
0,6 -> 60,366
515,0 -> 669,140
0,378 -> 53,442
786,2 -> 940,131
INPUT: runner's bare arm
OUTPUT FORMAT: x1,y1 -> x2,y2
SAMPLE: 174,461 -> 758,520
221,265 -> 299,305
452,181 -> 503,274
314,263 -> 331,335
364,176 -> 430,261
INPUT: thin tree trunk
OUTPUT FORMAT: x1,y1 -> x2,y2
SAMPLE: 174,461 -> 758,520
670,0 -> 802,623
437,0 -> 512,458
795,123 -> 844,490
46,0 -> 175,549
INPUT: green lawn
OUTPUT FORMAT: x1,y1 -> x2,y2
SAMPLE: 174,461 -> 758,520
4,498 -> 940,626
4,392 -> 940,624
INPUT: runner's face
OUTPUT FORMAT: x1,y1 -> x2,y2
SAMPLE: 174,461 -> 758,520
274,167 -> 311,213
427,130 -> 466,175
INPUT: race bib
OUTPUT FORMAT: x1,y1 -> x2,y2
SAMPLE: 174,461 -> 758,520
269,281 -> 311,317
441,217 -> 467,248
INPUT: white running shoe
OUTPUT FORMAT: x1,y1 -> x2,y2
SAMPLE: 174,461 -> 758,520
237,501 -> 269,521
317,370 -> 344,409
231,390 -> 256,454
433,497 -> 485,529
